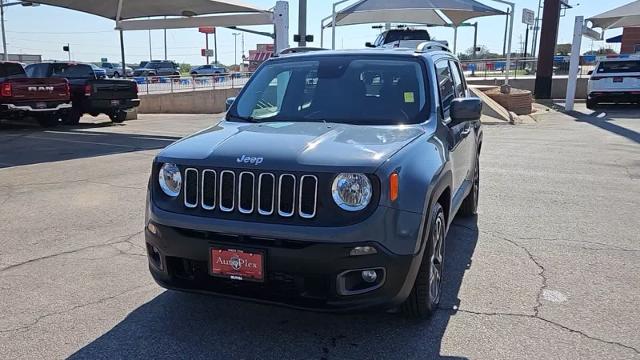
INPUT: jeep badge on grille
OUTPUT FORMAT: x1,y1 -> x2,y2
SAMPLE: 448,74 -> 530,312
236,155 -> 264,165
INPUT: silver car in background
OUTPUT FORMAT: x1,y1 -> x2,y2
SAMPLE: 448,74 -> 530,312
100,62 -> 133,78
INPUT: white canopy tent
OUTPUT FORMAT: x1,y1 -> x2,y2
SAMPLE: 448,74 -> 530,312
323,0 -> 506,53
23,0 -> 287,74
588,0 -> 640,30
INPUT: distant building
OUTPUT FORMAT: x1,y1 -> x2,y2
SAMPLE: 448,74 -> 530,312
247,44 -> 274,71
1,54 -> 42,64
621,27 -> 640,54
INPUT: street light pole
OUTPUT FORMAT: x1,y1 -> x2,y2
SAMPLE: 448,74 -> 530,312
493,0 -> 515,90
232,32 -> 240,67
1,0 -> 7,61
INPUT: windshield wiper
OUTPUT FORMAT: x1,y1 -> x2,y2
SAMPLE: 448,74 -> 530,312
226,113 -> 258,123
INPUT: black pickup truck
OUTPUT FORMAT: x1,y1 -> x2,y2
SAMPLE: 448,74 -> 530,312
26,62 -> 140,125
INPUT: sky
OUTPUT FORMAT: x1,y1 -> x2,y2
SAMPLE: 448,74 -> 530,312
1,0 -> 633,66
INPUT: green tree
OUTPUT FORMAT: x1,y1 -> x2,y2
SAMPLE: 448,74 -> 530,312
556,43 -> 572,56
583,47 -> 618,56
179,63 -> 192,74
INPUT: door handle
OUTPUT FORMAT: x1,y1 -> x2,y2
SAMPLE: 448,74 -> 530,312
461,127 -> 471,136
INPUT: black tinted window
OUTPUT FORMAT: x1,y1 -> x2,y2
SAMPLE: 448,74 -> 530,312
25,64 -> 48,77
52,64 -> 94,79
597,61 -> 640,73
385,30 -> 430,43
436,60 -> 454,118
0,63 -> 26,78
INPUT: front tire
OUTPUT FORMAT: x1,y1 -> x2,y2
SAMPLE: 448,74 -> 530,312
113,72 -> 120,78
586,99 -> 597,110
459,156 -> 480,217
402,202 -> 446,319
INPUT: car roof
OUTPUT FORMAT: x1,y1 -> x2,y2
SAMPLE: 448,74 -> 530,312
272,48 -> 452,61
598,57 -> 640,62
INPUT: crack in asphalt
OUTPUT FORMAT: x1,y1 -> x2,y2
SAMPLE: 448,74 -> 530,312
449,224 -> 639,355
0,231 -> 144,273
453,309 -> 640,355
0,284 -> 155,334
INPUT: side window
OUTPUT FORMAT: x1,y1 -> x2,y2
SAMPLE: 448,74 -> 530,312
435,60 -> 455,119
449,60 -> 466,98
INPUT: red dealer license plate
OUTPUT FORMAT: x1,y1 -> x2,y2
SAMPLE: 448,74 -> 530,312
210,248 -> 264,282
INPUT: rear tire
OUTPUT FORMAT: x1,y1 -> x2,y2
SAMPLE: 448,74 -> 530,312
36,114 -> 60,128
459,156 -> 480,217
402,202 -> 446,319
62,108 -> 82,125
109,111 -> 127,123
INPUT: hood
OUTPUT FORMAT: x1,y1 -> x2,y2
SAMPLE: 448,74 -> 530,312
157,121 -> 425,173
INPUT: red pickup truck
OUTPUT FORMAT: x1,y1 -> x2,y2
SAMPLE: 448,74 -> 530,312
0,62 -> 71,127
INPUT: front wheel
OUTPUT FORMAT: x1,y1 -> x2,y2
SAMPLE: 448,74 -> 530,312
459,156 -> 480,217
113,72 -> 120,78
402,202 -> 446,319
109,111 -> 127,123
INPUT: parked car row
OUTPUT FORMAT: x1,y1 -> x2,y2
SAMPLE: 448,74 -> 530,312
0,61 -> 140,127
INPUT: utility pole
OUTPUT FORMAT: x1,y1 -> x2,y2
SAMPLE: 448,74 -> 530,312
214,29 -> 218,65
148,17 -> 152,61
241,32 -> 245,70
232,32 -> 240,67
1,0 -> 7,61
298,0 -> 307,46
534,0 -> 562,99
531,0 -> 543,57
164,16 -> 167,60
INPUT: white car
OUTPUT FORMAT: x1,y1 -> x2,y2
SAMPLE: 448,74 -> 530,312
587,57 -> 640,109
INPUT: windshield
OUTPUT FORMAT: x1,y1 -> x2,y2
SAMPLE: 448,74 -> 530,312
230,56 -> 428,125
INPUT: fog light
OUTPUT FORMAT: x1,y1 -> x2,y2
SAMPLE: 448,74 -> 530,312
349,246 -> 378,256
361,270 -> 378,283
147,223 -> 158,235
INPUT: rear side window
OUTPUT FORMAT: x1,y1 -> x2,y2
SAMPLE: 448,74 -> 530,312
436,60 -> 455,119
596,61 -> 640,74
0,63 -> 26,78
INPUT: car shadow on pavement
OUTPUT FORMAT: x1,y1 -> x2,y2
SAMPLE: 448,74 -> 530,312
0,124 -> 180,168
68,217 -> 479,360
560,106 -> 640,144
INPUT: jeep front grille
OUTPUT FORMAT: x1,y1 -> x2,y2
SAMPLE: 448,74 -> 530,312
183,169 -> 318,219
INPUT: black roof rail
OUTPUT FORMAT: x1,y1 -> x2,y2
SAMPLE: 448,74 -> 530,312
278,47 -> 327,56
415,41 -> 451,53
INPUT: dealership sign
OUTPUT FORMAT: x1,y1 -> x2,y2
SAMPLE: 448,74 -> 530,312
522,8 -> 535,26
198,26 -> 216,34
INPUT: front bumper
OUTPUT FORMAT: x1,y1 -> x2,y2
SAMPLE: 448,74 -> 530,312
145,222 -> 423,311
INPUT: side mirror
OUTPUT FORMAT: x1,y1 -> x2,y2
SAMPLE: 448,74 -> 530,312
450,97 -> 482,126
365,42 -> 375,48
225,97 -> 236,111
587,70 -> 593,75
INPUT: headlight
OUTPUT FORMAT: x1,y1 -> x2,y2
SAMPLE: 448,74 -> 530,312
332,173 -> 372,211
158,163 -> 182,197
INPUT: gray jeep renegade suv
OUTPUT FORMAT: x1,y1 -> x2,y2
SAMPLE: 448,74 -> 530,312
145,43 -> 483,318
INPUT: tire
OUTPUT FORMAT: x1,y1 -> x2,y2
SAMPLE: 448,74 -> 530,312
586,99 -> 597,110
62,108 -> 82,125
109,111 -> 127,123
459,156 -> 480,217
36,114 -> 60,128
113,72 -> 120,78
402,202 -> 446,319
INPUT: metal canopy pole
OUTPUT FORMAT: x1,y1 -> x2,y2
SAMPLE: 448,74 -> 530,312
493,0 -> 515,89
331,0 -> 350,50
116,0 -> 126,78
453,26 -> 458,54
1,0 -> 7,61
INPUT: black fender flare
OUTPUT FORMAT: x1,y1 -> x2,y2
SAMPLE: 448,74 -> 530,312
413,168 -> 453,256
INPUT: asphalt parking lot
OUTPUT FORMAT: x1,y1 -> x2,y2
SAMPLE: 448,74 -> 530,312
0,108 -> 639,359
